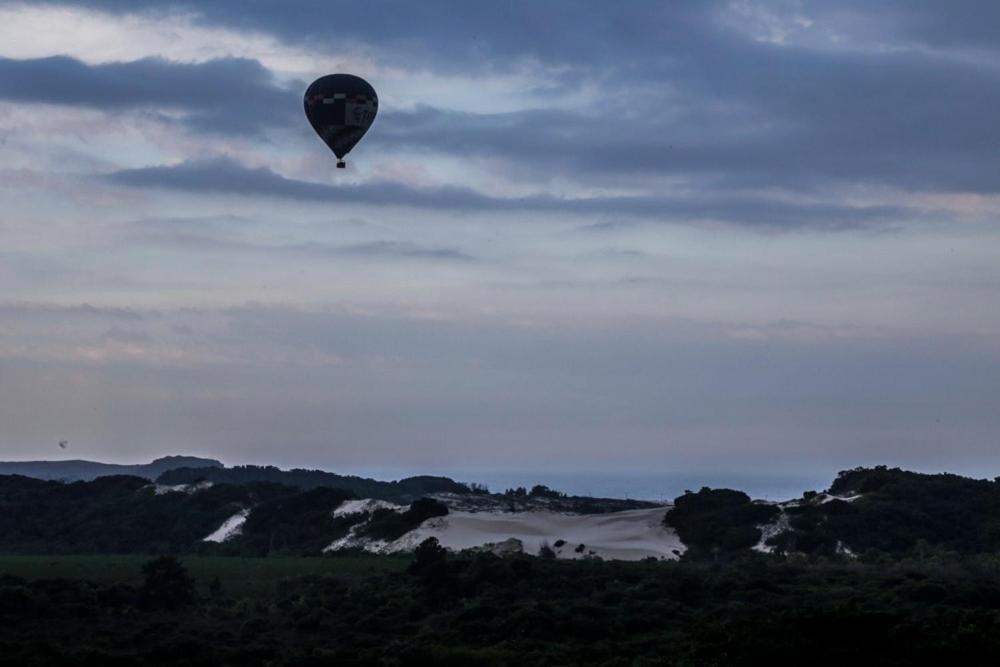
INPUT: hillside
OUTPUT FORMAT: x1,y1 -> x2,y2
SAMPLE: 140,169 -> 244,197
0,474 -> 361,556
665,465 -> 1000,559
157,464 -> 472,503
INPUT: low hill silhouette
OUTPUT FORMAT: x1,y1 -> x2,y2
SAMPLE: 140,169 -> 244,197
0,455 -> 223,482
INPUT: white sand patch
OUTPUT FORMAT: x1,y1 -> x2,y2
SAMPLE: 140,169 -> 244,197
204,509 -> 250,543
835,540 -> 856,557
754,510 -> 791,553
374,507 -> 683,561
823,492 -> 863,503
153,480 -> 213,495
333,498 -> 405,518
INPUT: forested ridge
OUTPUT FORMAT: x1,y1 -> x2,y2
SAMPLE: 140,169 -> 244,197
666,466 -> 1000,559
7,465 -> 1000,558
158,464 -> 471,501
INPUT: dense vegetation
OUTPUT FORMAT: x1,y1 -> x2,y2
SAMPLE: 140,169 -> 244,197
158,465 -> 471,501
216,486 -> 358,556
6,548 -> 1000,665
0,474 -> 252,554
769,466 -> 1000,557
0,474 -> 441,556
665,487 -> 778,556
0,554 -> 405,597
662,467 -> 1000,560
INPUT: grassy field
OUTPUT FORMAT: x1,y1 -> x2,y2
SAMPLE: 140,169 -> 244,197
0,554 -> 408,598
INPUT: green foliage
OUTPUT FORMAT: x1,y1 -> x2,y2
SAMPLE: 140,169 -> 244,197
140,556 -> 194,609
776,466 -> 1000,556
0,554 -> 406,597
226,487 -> 356,556
0,474 -> 250,554
664,468 -> 1000,560
408,537 -> 448,578
665,487 -> 778,557
0,474 -> 357,556
8,553 -> 1000,664
529,484 -> 565,499
503,484 -> 567,499
158,465 -> 471,501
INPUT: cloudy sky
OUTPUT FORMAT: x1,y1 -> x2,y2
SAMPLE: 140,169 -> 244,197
1,1 -> 998,479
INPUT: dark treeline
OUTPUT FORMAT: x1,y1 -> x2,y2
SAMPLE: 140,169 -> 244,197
0,474 -> 250,554
7,548 -> 1000,665
157,465 -> 471,501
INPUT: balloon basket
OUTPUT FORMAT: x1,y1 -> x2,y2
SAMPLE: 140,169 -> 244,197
336,161 -> 346,168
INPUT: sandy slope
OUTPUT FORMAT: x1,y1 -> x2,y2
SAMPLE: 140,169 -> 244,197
203,509 -> 249,542
387,506 -> 683,561
153,480 -> 214,495
333,499 -> 404,517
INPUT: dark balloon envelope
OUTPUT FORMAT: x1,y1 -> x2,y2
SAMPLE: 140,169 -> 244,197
304,74 -> 378,168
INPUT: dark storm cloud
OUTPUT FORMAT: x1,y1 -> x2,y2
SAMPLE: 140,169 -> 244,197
9,2 -> 1000,193
379,36 -> 1000,193
0,55 -> 298,134
663,40 -> 1000,193
106,156 -> 923,229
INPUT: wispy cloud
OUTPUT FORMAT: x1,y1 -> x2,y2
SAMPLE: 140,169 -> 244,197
107,156 -> 925,228
0,55 -> 298,134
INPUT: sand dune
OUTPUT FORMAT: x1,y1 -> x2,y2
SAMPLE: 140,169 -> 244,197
203,509 -> 249,542
389,506 -> 683,561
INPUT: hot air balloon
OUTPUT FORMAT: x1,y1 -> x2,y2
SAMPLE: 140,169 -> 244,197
304,74 -> 378,168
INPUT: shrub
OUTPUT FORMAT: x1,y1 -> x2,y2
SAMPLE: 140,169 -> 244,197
140,556 -> 194,609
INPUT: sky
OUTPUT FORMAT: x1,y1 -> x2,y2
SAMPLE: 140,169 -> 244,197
1,1 -> 999,480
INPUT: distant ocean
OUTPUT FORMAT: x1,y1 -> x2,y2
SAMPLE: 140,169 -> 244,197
345,468 -> 835,503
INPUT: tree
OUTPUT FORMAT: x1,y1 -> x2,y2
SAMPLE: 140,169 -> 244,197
140,556 -> 194,609
409,537 -> 448,579
530,485 -> 564,499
